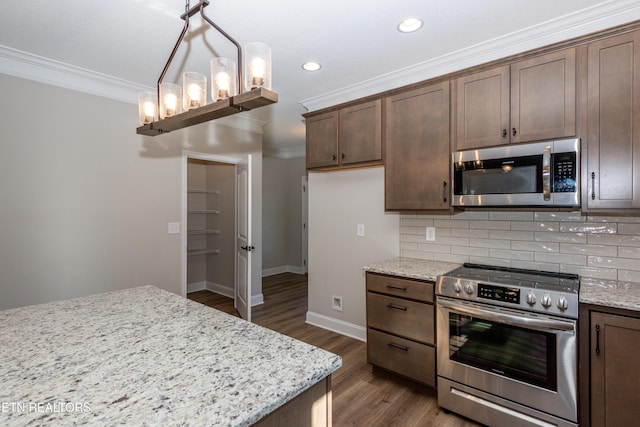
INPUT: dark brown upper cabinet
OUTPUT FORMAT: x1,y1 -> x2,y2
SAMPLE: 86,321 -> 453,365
384,81 -> 451,211
454,48 -> 576,150
585,30 -> 640,211
305,100 -> 382,170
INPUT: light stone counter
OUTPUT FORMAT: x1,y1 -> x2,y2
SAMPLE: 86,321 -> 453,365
579,278 -> 640,312
363,257 -> 461,282
0,286 -> 341,426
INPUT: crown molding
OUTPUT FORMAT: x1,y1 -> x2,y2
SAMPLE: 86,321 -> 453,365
300,0 -> 640,112
0,45 -> 149,104
263,144 -> 306,159
0,45 -> 267,134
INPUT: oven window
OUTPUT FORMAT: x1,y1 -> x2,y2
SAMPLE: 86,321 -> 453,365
448,312 -> 557,391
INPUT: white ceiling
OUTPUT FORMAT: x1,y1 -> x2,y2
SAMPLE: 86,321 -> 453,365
1,0 -> 639,156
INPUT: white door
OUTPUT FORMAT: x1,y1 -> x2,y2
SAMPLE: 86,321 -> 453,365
235,155 -> 252,321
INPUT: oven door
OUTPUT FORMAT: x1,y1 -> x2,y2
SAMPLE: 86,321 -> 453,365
436,296 -> 577,423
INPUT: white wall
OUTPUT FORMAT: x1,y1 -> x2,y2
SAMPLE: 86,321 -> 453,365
307,167 -> 399,340
0,74 -> 263,310
262,155 -> 306,275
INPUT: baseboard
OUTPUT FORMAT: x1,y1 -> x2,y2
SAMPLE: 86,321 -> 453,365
206,282 -> 234,299
251,293 -> 264,307
305,311 -> 367,342
187,281 -> 207,293
187,281 -> 234,299
262,265 -> 306,277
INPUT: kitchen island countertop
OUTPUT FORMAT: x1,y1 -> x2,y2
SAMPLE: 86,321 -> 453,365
363,257 -> 460,282
0,285 -> 341,426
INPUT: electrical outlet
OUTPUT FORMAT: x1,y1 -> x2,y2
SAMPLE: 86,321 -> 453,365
331,295 -> 343,312
426,226 -> 436,241
356,224 -> 365,237
168,222 -> 180,234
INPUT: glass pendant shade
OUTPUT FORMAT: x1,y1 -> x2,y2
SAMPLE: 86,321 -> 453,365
182,72 -> 207,111
210,57 -> 237,101
138,92 -> 157,125
159,82 -> 182,119
245,42 -> 272,91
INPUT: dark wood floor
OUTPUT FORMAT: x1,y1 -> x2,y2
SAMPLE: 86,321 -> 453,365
188,273 -> 480,426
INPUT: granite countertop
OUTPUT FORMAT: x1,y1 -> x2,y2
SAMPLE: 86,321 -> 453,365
0,286 -> 341,426
363,256 -> 461,282
579,278 -> 640,312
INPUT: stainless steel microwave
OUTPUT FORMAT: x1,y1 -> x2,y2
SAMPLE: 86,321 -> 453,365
451,138 -> 580,208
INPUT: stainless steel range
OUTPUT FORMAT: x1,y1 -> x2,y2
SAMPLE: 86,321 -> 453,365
436,263 -> 580,427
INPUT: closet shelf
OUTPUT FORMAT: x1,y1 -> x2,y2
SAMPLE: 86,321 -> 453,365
187,248 -> 221,256
187,229 -> 220,235
187,209 -> 220,214
187,189 -> 220,195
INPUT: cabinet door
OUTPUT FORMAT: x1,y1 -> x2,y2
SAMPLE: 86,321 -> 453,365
339,99 -> 382,165
385,81 -> 450,210
306,111 -> 339,169
454,65 -> 510,150
591,312 -> 640,426
511,48 -> 576,143
586,31 -> 640,210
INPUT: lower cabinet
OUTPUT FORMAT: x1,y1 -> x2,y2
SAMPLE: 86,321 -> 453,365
365,272 -> 436,387
579,304 -> 640,427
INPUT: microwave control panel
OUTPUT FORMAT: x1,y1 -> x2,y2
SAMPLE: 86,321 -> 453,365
552,152 -> 577,193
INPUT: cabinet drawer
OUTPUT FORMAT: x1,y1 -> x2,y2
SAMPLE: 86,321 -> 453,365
367,328 -> 435,386
367,293 -> 434,344
366,272 -> 434,303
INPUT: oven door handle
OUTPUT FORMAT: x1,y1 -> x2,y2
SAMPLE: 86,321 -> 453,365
437,298 -> 575,333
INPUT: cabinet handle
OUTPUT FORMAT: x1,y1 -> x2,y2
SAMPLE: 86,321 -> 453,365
332,154 -> 337,161
502,128 -> 507,138
595,324 -> 601,356
387,342 -> 409,352
386,284 -> 407,292
512,127 -> 517,136
443,181 -> 448,203
341,153 -> 345,159
591,172 -> 596,200
240,245 -> 255,252
386,303 -> 408,311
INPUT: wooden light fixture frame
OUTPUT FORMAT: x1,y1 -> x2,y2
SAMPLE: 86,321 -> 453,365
136,0 -> 278,136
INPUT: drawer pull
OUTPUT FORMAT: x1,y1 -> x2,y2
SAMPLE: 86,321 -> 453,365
386,284 -> 407,292
388,342 -> 409,352
387,303 -> 408,311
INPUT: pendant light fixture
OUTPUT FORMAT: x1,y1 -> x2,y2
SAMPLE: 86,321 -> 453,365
136,0 -> 278,136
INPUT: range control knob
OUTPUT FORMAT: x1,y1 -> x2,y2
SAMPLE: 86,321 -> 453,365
464,284 -> 474,295
453,282 -> 462,293
540,294 -> 552,308
525,292 -> 536,306
557,296 -> 569,311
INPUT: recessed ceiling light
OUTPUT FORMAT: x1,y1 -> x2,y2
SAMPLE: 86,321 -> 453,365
397,17 -> 423,33
302,62 -> 321,71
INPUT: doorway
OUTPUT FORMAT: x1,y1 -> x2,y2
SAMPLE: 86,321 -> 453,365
182,151 -> 252,320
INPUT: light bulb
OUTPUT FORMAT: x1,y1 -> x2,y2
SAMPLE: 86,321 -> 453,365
164,93 -> 177,116
250,58 -> 266,88
216,72 -> 231,99
187,83 -> 201,109
143,101 -> 155,123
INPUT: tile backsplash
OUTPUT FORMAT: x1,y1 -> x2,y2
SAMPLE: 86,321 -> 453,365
399,211 -> 640,284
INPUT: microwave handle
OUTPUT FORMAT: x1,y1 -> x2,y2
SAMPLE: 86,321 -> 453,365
542,145 -> 551,201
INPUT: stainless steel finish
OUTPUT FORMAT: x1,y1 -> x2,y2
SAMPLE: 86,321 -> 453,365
437,297 -> 576,332
437,297 -> 578,423
451,138 -> 580,208
438,378 -> 578,427
436,263 -> 580,426
542,144 -> 551,201
436,264 -> 579,318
